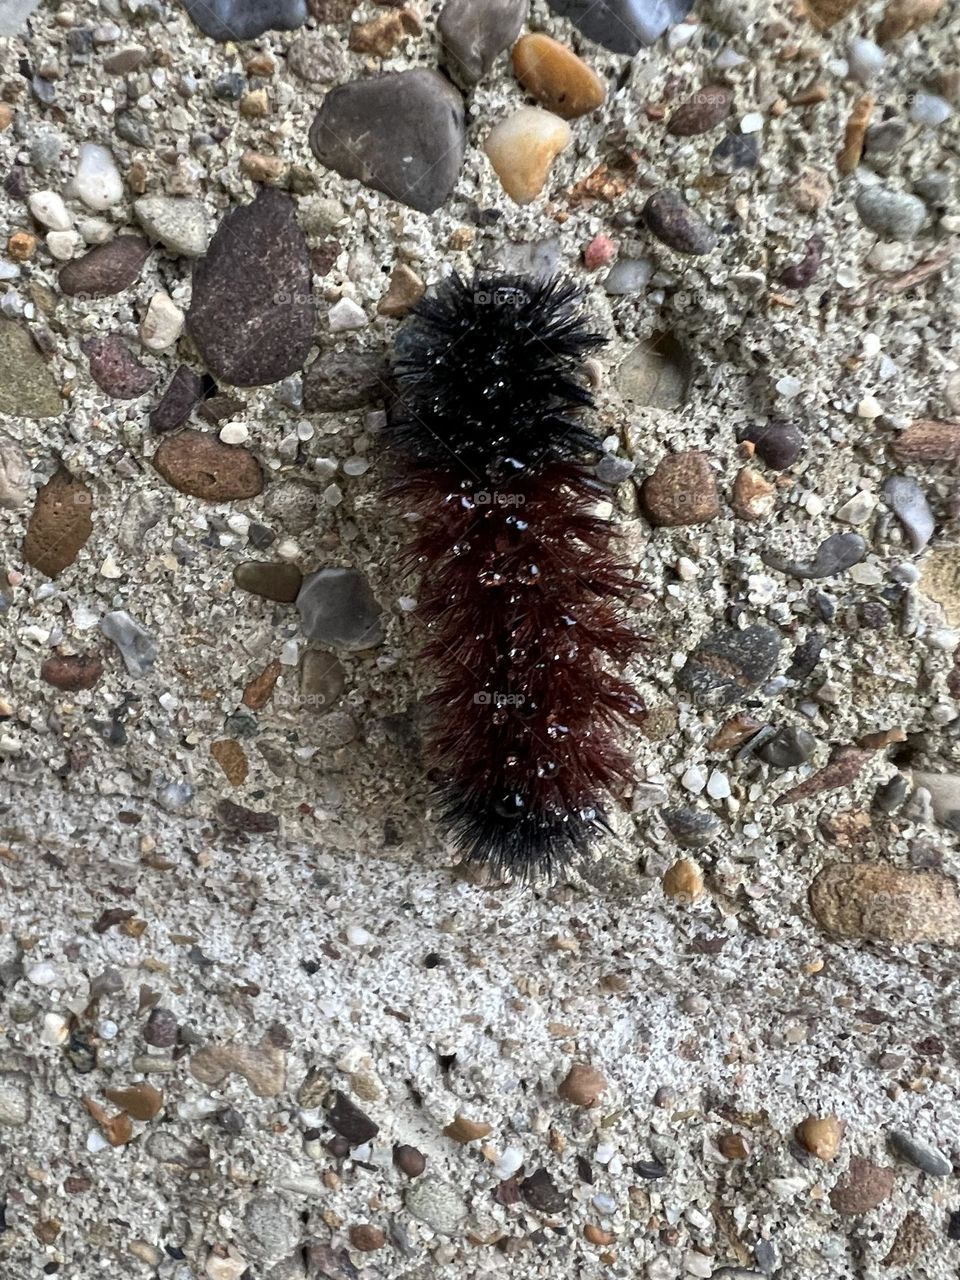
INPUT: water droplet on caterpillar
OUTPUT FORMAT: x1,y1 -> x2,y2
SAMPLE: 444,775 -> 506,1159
537,759 -> 561,779
515,564 -> 540,586
478,569 -> 505,588
494,792 -> 526,820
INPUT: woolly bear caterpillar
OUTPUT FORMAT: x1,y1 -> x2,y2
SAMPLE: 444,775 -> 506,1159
385,273 -> 645,878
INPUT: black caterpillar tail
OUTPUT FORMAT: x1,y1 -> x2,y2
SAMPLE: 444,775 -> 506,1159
385,273 -> 645,879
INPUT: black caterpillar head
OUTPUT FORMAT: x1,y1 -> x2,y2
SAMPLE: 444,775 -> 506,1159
388,272 -> 606,482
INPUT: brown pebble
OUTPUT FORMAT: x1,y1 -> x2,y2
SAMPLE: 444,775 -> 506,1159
512,33 -> 606,120
667,85 -> 733,136
829,1156 -> 895,1215
790,166 -> 832,212
83,1097 -> 134,1147
153,430 -> 263,502
775,748 -> 872,806
558,1063 -> 608,1108
883,1210 -> 934,1267
239,151 -> 288,184
892,419 -> 960,464
718,1132 -> 750,1160
809,862 -> 960,945
348,1224 -> 386,1252
211,739 -> 249,787
393,1143 -> 427,1177
23,468 -> 93,578
837,94 -> 874,174
643,189 -> 718,255
731,467 -> 776,520
245,53 -> 276,76
242,659 -> 283,710
82,334 -> 154,399
59,236 -> 150,299
877,0 -> 945,43
662,858 -> 705,903
796,1114 -> 843,1160
443,1115 -> 493,1144
349,10 -> 410,57
104,1083 -> 164,1121
143,1006 -> 178,1047
40,652 -> 103,691
239,89 -> 270,118
642,450 -> 720,527
0,103 -> 13,130
778,236 -> 825,290
709,713 -> 763,751
377,264 -> 426,318
584,1224 -> 615,1245
8,230 -> 37,261
233,561 -> 303,603
804,0 -> 861,26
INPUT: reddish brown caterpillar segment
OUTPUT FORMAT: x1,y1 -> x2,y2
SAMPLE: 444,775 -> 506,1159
386,274 -> 645,878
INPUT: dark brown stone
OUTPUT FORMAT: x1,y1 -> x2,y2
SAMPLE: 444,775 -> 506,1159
152,430 -> 263,501
59,236 -> 149,298
23,468 -> 93,578
40,651 -> 103,690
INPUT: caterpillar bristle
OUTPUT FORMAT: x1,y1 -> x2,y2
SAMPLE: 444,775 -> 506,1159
386,272 -> 645,880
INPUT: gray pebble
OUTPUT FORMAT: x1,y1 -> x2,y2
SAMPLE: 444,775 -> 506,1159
678,625 -> 782,708
182,0 -> 306,40
663,806 -> 721,847
643,189 -> 719,255
134,196 -> 213,259
596,454 -> 635,485
438,0 -> 527,89
603,258 -> 654,294
302,349 -> 389,412
763,532 -> 867,579
100,610 -> 157,677
913,172 -> 952,205
757,725 -> 817,769
546,0 -> 694,54
297,568 -> 384,652
889,1130 -> 952,1177
874,773 -> 909,814
855,185 -> 927,241
883,476 -> 934,552
862,121 -> 907,174
488,237 -> 563,278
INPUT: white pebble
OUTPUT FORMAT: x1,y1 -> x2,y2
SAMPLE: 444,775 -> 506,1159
41,1013 -> 70,1046
494,1146 -> 524,1179
740,112 -> 764,134
848,562 -> 883,586
280,639 -> 299,666
910,93 -> 952,127
328,297 -> 367,331
78,217 -> 113,244
86,1131 -> 111,1154
847,36 -> 885,85
140,290 -> 184,352
834,491 -> 876,524
667,21 -> 697,49
343,456 -> 370,477
676,557 -> 699,581
99,1019 -> 118,1039
27,962 -> 59,986
861,333 -> 881,358
100,556 -> 122,579
322,483 -> 343,507
275,538 -> 301,561
714,48 -> 746,69
706,770 -> 731,800
47,230 -> 81,260
296,420 -> 315,442
681,766 -> 707,795
29,190 -> 73,231
345,924 -> 372,947
775,376 -> 802,399
857,395 -> 882,419
76,142 -> 123,211
219,421 -> 249,445
398,595 -> 417,612
802,492 -> 825,517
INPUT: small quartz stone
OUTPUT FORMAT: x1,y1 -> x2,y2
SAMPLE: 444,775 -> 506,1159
297,568 -> 384,651
512,33 -> 606,119
328,298 -> 367,331
484,108 -> 572,204
438,0 -> 526,88
883,475 -> 934,552
28,190 -> 72,230
75,143 -> 122,210
140,291 -> 185,352
100,610 -> 157,678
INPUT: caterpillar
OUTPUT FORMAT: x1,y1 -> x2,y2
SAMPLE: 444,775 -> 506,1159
385,273 -> 645,879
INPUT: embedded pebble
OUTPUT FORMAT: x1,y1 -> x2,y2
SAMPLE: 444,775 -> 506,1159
855,186 -> 927,240
512,33 -> 606,119
23,469 -> 93,578
303,350 -> 390,412
153,431 -> 264,502
829,1157 -> 895,1215
41,652 -> 104,691
663,806 -> 721,847
134,196 -> 213,258
678,626 -> 782,708
404,1176 -> 468,1236
847,36 -> 886,84
82,334 -> 155,399
883,476 -> 935,552
28,190 -> 71,231
328,298 -> 367,331
484,107 -> 572,205
75,143 -> 123,210
59,236 -> 149,298
667,85 -> 733,136
438,0 -> 527,89
0,319 -> 62,418
100,610 -> 158,678
310,70 -> 466,214
642,451 -> 719,526
182,0 -> 307,40
910,92 -> 952,126
234,562 -> 303,604
757,725 -> 817,768
0,436 -> 30,509
150,365 -> 204,433
546,0 -> 695,53
763,533 -> 867,580
888,1131 -> 952,1177
378,264 -> 426,318
297,568 -> 384,651
140,291 -> 185,353
643,189 -> 718,255
187,189 -> 313,387
190,1040 -> 287,1097
287,32 -> 342,83
603,258 -> 653,294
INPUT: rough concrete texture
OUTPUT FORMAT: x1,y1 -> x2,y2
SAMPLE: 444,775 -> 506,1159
1,0 -> 960,1277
